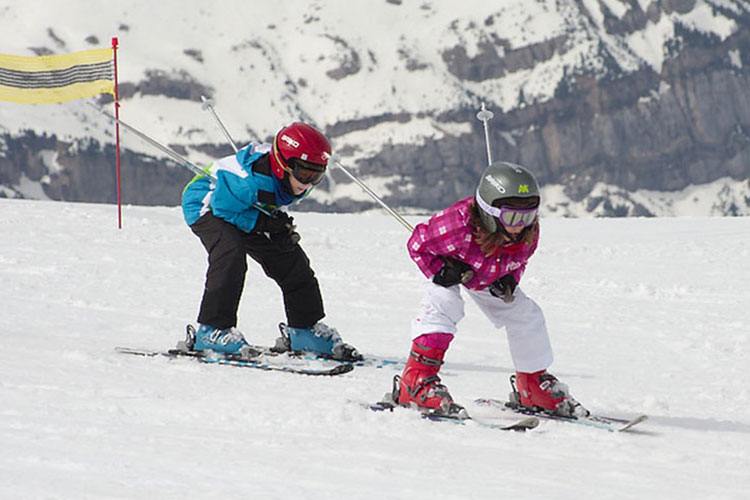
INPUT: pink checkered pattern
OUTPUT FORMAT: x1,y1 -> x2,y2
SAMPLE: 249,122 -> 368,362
407,196 -> 538,290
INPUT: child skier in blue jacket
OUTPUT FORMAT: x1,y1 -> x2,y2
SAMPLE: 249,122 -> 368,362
181,122 -> 361,361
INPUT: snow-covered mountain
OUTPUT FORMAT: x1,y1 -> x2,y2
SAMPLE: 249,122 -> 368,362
1,198 -> 749,498
1,0 -> 749,216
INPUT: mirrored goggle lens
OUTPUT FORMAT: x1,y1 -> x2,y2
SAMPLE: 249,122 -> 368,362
292,166 -> 325,185
498,207 -> 538,227
288,159 -> 326,185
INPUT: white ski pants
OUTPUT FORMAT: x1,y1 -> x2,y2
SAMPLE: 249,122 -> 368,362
411,281 -> 554,373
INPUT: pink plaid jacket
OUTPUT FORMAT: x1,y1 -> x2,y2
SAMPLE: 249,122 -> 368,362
407,196 -> 539,290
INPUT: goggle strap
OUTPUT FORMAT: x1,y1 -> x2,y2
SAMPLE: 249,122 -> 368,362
272,137 -> 290,173
475,190 -> 502,218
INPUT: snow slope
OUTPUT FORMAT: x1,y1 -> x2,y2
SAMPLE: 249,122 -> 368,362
1,198 -> 749,499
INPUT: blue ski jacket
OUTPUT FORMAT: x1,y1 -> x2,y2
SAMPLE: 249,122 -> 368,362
181,143 -> 298,232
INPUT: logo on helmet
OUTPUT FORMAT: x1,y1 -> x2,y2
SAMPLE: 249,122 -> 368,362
485,175 -> 506,193
518,184 -> 530,194
280,134 -> 300,148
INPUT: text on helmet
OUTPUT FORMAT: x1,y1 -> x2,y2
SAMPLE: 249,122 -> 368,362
280,134 -> 300,148
485,175 -> 506,193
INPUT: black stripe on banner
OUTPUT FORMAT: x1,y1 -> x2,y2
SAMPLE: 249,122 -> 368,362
0,69 -> 114,88
0,70 -> 114,89
0,60 -> 112,81
0,61 -> 113,89
0,60 -> 113,82
0,62 -> 113,88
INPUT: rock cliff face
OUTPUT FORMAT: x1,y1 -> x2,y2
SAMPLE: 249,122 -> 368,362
1,0 -> 749,216
0,132 -> 195,205
332,2 -> 750,215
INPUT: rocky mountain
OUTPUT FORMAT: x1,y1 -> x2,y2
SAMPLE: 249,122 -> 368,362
1,0 -> 749,217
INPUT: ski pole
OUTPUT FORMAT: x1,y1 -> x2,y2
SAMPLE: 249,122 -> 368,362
197,97 -> 415,233
90,103 -> 208,179
201,95 -> 239,153
88,103 -> 275,217
476,102 -> 494,166
331,102 -> 496,231
329,157 -> 413,232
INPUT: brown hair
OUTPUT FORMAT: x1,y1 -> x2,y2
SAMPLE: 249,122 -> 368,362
469,200 -> 538,256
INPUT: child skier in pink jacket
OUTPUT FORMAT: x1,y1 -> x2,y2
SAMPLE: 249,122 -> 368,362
393,161 -> 588,418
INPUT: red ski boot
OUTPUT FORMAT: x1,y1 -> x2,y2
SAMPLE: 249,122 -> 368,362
393,339 -> 463,416
511,370 -> 589,417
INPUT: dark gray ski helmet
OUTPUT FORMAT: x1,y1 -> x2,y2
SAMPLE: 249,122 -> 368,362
475,161 -> 540,233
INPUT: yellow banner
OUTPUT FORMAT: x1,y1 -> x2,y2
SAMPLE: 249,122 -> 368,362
0,48 -> 114,104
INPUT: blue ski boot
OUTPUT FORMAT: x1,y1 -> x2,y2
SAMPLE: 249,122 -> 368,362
193,324 -> 253,358
274,322 -> 362,361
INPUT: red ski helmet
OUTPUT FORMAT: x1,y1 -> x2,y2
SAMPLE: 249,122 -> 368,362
269,122 -> 331,182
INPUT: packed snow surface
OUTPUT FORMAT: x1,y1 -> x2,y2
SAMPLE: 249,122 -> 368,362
1,199 -> 749,499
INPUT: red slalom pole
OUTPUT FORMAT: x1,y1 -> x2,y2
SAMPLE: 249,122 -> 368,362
112,36 -> 122,229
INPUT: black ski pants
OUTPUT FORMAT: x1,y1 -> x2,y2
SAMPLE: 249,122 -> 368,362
190,212 -> 325,330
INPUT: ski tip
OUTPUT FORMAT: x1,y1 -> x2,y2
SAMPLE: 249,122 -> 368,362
114,346 -> 159,357
617,414 -> 649,432
470,415 -> 540,431
331,363 -> 355,375
509,416 -> 540,431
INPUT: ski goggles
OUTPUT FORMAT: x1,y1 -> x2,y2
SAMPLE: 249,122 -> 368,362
476,192 -> 539,228
285,158 -> 326,186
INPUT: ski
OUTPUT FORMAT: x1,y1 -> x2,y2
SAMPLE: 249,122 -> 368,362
364,399 -> 539,432
188,323 -> 399,369
115,346 -> 353,376
116,323 -> 399,376
253,344 -> 400,370
473,398 -> 648,432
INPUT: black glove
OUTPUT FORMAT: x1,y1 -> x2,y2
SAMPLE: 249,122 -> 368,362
255,211 -> 301,248
256,210 -> 293,234
488,274 -> 517,303
432,257 -> 474,288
